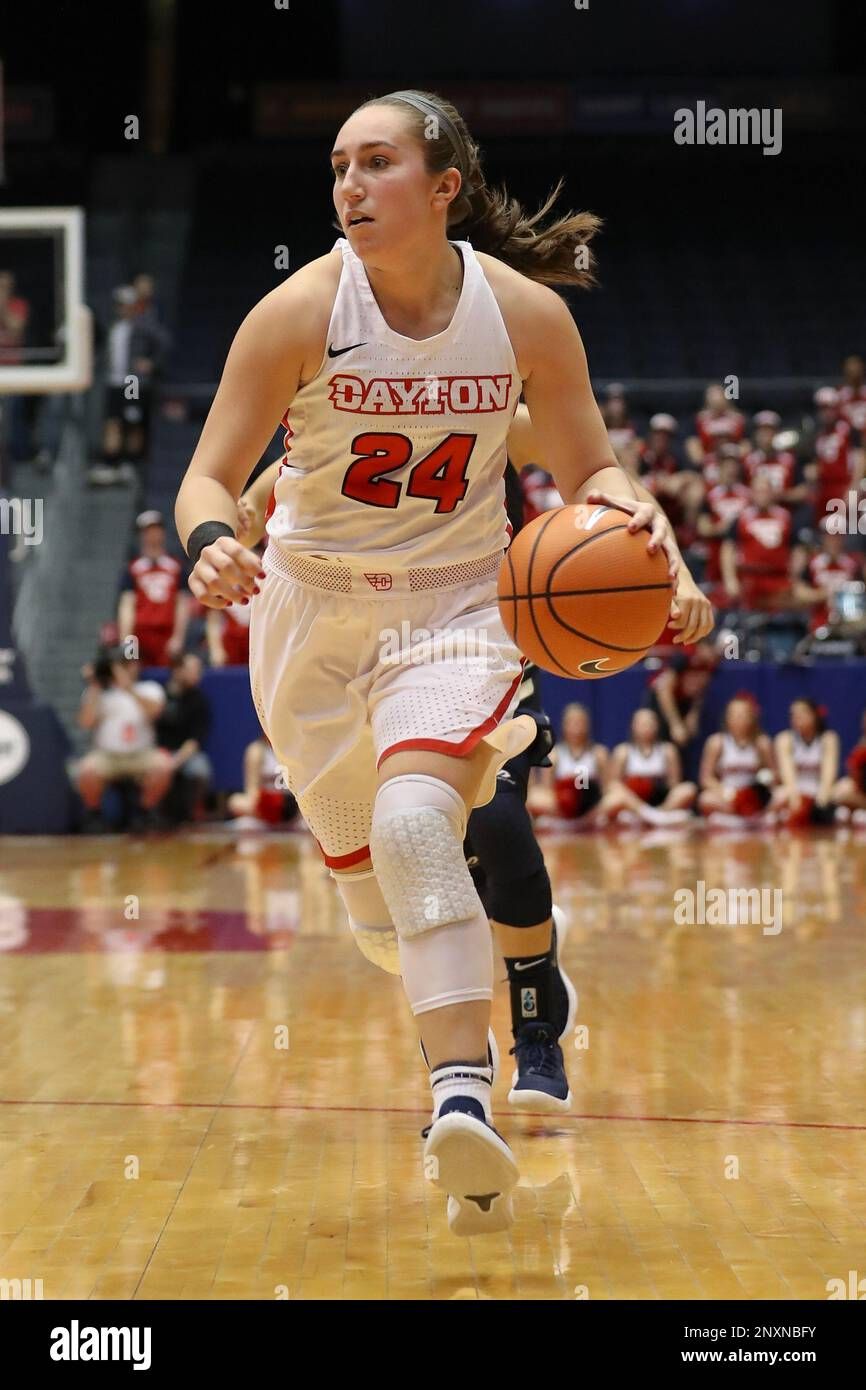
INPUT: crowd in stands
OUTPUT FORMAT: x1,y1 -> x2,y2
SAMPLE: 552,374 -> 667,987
72,350 -> 866,833
522,356 -> 866,659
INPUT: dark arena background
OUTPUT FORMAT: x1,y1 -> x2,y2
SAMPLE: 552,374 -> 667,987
1,0 -> 865,1351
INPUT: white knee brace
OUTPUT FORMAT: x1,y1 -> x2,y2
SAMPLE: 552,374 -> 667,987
370,773 -> 493,1017
369,774 -> 480,938
330,864 -> 401,976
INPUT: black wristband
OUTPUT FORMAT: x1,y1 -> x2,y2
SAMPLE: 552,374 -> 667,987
186,520 -> 235,567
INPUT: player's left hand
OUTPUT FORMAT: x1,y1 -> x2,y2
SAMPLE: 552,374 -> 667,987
584,490 -> 679,577
669,569 -> 714,645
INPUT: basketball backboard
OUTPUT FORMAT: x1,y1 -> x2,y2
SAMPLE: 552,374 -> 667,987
0,207 -> 92,393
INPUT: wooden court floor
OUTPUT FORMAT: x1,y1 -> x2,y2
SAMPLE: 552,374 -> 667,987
1,823 -> 864,1301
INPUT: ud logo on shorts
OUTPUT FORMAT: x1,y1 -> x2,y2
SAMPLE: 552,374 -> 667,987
521,987 -> 538,1019
364,573 -> 393,591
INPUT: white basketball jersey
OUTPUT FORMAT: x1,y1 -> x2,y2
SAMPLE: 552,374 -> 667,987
555,743 -> 599,783
718,733 -> 760,789
624,743 -> 667,779
266,238 -> 521,571
791,732 -> 822,796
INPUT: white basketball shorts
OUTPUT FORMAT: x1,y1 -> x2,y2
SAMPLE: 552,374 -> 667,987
248,551 -> 524,868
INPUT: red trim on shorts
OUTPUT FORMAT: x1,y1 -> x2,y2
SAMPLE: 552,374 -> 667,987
316,840 -> 371,871
375,662 -> 526,770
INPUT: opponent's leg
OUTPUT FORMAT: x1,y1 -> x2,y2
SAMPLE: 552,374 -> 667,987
467,769 -> 575,1112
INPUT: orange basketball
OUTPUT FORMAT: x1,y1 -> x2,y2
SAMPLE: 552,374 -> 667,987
498,503 -> 673,679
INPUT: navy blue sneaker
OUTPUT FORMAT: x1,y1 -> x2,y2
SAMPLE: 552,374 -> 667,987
423,1096 -> 519,1236
508,1021 -> 572,1113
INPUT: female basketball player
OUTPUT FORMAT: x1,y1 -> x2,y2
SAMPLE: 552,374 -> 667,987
595,708 -> 696,825
771,699 -> 838,827
175,89 -> 712,1235
698,695 -> 776,823
241,454 -> 579,1129
535,702 -> 608,823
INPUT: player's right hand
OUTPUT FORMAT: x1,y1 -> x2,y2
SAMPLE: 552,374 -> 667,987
188,536 -> 264,610
236,495 -> 257,541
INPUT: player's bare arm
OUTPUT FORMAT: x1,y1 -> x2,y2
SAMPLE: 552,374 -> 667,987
175,255 -> 339,608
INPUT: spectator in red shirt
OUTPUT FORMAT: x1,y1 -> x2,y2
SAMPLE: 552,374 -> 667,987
838,355 -> 866,433
520,464 -> 563,525
742,410 -> 805,509
698,421 -> 747,489
805,387 -> 864,528
720,475 -> 795,611
117,510 -> 189,666
206,597 -> 252,666
793,522 -> 864,631
687,383 -> 746,466
638,413 -> 704,542
697,448 -> 751,596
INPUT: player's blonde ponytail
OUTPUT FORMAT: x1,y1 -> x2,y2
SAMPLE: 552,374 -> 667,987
360,89 -> 601,290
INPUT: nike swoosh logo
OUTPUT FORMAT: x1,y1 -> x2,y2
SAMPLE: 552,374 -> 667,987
578,658 -> 610,674
514,957 -> 547,971
328,341 -> 367,357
